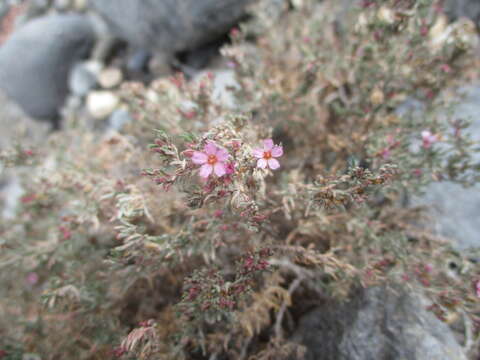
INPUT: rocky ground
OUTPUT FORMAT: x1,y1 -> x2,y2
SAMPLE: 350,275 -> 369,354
0,0 -> 479,359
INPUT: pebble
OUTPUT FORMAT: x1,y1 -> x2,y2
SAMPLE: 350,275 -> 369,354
108,107 -> 133,131
73,0 -> 87,11
54,0 -> 71,11
211,70 -> 240,109
98,67 -> 123,89
69,62 -> 98,96
86,91 -> 119,119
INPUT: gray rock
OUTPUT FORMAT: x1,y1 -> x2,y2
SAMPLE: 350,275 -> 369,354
69,62 -> 98,97
292,286 -> 467,360
445,0 -> 480,26
0,3 -> 10,19
108,108 -> 132,131
126,49 -> 152,74
88,0 -> 251,57
54,0 -> 71,11
412,85 -> 480,251
0,14 -> 94,122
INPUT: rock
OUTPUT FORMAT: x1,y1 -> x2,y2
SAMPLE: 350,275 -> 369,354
108,107 -> 132,131
0,14 -> 94,122
73,0 -> 87,11
292,285 -> 467,360
412,85 -> 480,251
54,0 -> 71,11
1,175 -> 24,220
86,91 -> 119,119
98,67 -> 123,89
210,70 -> 240,109
69,62 -> 98,97
445,0 -> 480,26
88,0 -> 251,59
126,49 -> 152,74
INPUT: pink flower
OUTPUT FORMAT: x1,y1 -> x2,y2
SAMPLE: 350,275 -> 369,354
476,280 -> 480,298
421,130 -> 438,149
380,148 -> 391,160
253,139 -> 283,170
26,272 -> 39,285
192,142 -> 230,178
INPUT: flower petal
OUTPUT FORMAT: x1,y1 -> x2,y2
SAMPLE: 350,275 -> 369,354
268,158 -> 280,170
215,148 -> 229,162
263,139 -> 274,151
199,164 -> 213,178
192,151 -> 208,164
421,130 -> 431,140
252,148 -> 264,158
204,142 -> 218,155
214,163 -> 227,177
257,158 -> 268,169
271,145 -> 283,157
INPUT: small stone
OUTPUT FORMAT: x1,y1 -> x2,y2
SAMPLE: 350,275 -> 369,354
370,87 -> 385,106
84,60 -> 103,76
1,176 -> 24,220
69,62 -> 97,96
145,89 -> 160,104
127,49 -> 151,73
86,91 -> 119,119
55,0 -> 71,11
211,70 -> 240,109
73,0 -> 87,11
98,67 -> 123,89
22,354 -> 41,360
108,107 -> 132,131
377,6 -> 396,25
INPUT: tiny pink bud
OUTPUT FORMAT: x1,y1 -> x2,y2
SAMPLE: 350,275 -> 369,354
381,148 -> 391,160
183,149 -> 195,158
225,162 -> 235,175
21,194 -> 36,204
26,272 -> 39,285
421,130 -> 438,149
59,226 -> 72,240
412,168 -> 423,177
440,64 -> 452,73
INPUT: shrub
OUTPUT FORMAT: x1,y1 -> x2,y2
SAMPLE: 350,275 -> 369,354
1,0 -> 479,359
